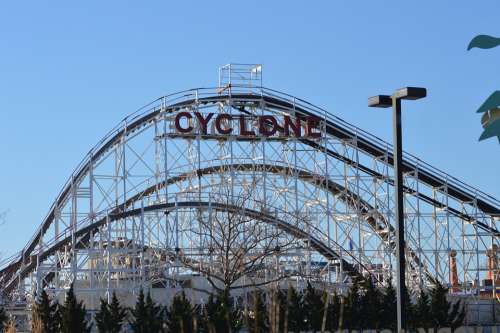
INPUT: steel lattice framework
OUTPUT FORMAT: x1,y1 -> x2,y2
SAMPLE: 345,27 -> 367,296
1,64 -> 499,309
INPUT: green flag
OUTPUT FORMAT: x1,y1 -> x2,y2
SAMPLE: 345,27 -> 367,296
467,34 -> 500,50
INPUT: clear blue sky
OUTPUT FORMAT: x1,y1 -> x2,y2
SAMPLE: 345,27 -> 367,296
1,1 -> 499,257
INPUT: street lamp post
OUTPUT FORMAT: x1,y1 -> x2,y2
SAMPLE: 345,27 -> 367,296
368,87 -> 427,333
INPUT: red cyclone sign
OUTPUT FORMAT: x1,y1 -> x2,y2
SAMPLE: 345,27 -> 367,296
174,112 -> 322,138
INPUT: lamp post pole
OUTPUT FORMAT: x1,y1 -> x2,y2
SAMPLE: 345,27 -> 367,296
392,96 -> 406,332
368,87 -> 426,333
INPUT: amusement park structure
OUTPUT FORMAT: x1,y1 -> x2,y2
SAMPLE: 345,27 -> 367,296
0,64 -> 499,316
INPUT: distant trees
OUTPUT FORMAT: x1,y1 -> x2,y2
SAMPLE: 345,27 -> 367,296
31,289 -> 60,333
59,284 -> 92,333
202,290 -> 242,333
129,288 -> 162,333
342,275 -> 362,329
325,291 -> 340,332
268,287 -> 286,333
277,276 -> 464,331
285,285 -> 305,332
380,281 -> 397,330
429,279 -> 466,329
95,292 -> 126,333
31,284 -> 92,333
24,276 -> 465,332
164,292 -> 196,333
360,277 -> 383,329
414,289 -> 432,328
302,282 -> 323,332
246,290 -> 268,333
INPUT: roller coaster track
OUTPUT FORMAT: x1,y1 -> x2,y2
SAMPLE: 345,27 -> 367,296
2,200 -> 367,294
1,160 -> 429,291
1,88 -> 499,295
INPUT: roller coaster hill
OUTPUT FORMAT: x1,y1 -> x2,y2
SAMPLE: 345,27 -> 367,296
0,64 -> 499,322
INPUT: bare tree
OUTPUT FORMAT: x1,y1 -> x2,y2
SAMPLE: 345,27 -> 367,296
182,182 -> 299,295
